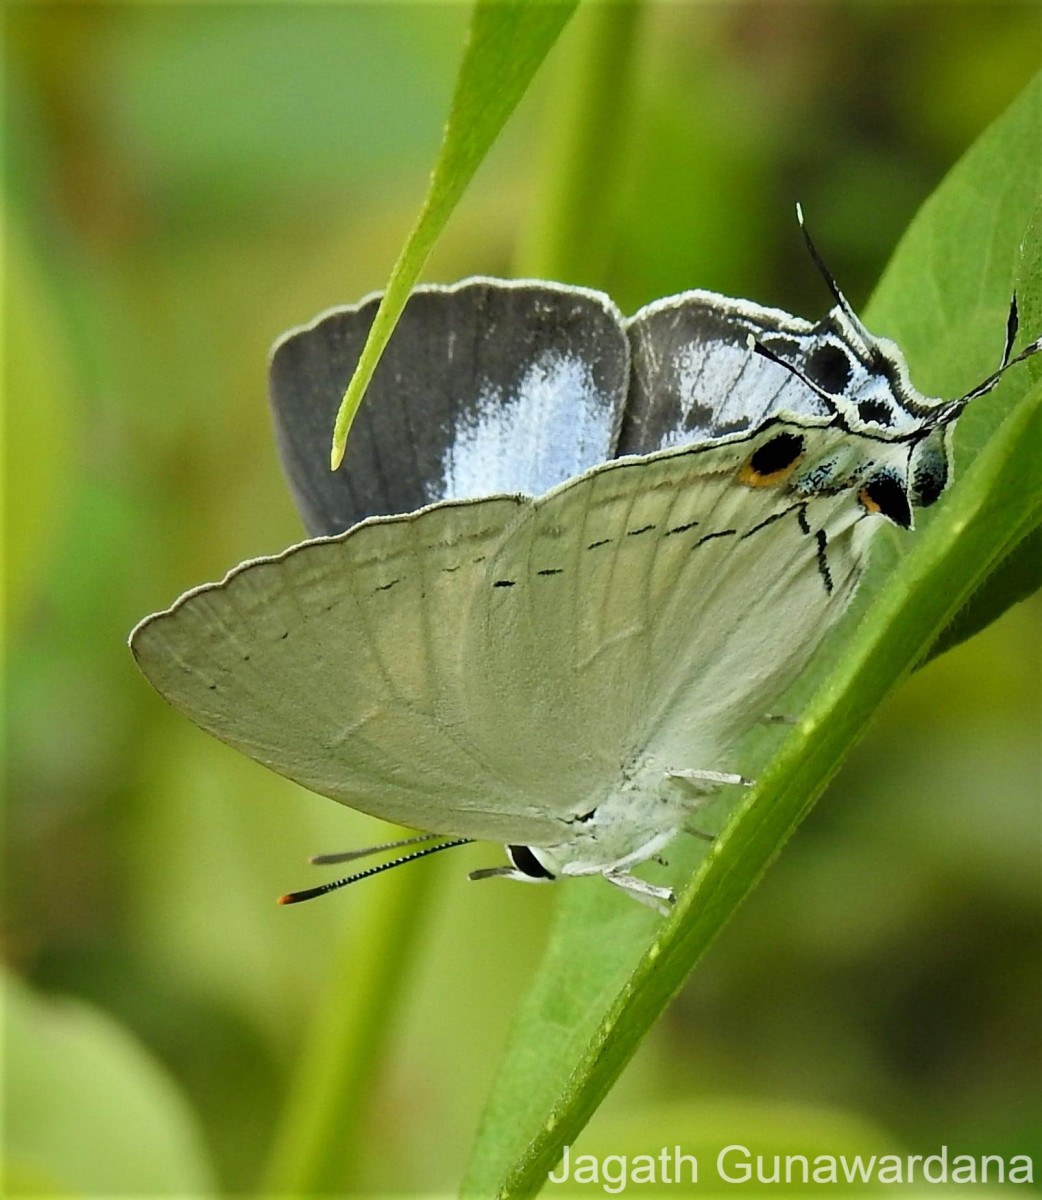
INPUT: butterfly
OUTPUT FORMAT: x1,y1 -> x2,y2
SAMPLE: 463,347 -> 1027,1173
131,212 -> 1039,912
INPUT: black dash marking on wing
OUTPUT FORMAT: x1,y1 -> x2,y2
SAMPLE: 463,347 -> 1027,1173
493,579 -> 516,588
693,528 -> 737,549
280,631 -> 290,640
740,506 -> 795,540
537,568 -> 563,577
797,505 -> 812,537
374,578 -> 400,592
441,564 -> 461,574
473,555 -> 487,564
665,519 -> 700,537
627,524 -> 657,537
208,683 -> 217,690
588,538 -> 612,550
815,528 -> 833,595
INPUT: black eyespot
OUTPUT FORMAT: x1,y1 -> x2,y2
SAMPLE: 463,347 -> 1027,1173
508,845 -> 555,880
748,432 -> 805,477
805,343 -> 853,393
857,399 -> 893,426
861,472 -> 912,529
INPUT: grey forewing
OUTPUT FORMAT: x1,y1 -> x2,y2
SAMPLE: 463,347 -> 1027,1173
269,280 -> 630,538
620,291 -> 836,455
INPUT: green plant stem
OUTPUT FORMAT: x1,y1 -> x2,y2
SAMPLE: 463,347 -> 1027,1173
515,0 -> 644,286
260,858 -> 442,1195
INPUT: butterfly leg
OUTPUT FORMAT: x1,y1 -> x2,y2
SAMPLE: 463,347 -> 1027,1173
667,769 -> 753,843
683,822 -> 715,844
667,768 -> 753,789
761,713 -> 797,726
603,871 -> 675,915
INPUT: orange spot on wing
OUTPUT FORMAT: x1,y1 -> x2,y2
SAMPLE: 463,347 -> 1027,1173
738,460 -> 798,487
858,486 -> 882,514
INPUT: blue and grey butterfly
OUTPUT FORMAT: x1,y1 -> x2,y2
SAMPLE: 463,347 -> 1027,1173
130,219 -> 1039,911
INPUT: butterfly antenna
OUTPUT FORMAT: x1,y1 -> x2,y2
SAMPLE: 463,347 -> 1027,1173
943,294 -> 1042,417
748,333 -> 837,405
1003,293 -> 1020,368
309,831 -> 444,866
278,837 -> 473,905
795,202 -> 873,351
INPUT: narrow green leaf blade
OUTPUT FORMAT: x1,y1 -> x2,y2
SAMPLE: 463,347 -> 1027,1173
920,523 -> 1042,666
329,0 -> 578,468
463,73 -> 1042,1200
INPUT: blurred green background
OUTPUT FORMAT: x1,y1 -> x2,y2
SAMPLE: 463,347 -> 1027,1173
4,4 -> 1040,1195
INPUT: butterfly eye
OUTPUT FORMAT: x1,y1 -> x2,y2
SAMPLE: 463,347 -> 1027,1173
738,431 -> 805,486
858,471 -> 912,528
805,342 -> 853,394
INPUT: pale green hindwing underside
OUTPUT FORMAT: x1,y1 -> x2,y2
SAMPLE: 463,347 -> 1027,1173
130,419 -> 873,849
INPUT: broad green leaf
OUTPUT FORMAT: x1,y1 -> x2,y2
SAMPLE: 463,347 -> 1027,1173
463,74 -> 1042,1200
329,0 -> 578,468
2,970 -> 216,1195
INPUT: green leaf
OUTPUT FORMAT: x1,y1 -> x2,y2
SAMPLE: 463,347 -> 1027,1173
462,73 -> 1042,1200
919,523 -> 1042,665
2,970 -> 216,1195
329,0 -> 578,469
868,79 -> 1042,663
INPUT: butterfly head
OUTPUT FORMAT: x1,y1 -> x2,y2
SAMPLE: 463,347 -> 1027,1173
747,208 -> 1042,528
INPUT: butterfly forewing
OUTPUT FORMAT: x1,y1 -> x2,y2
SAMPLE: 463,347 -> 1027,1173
269,280 -> 630,536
